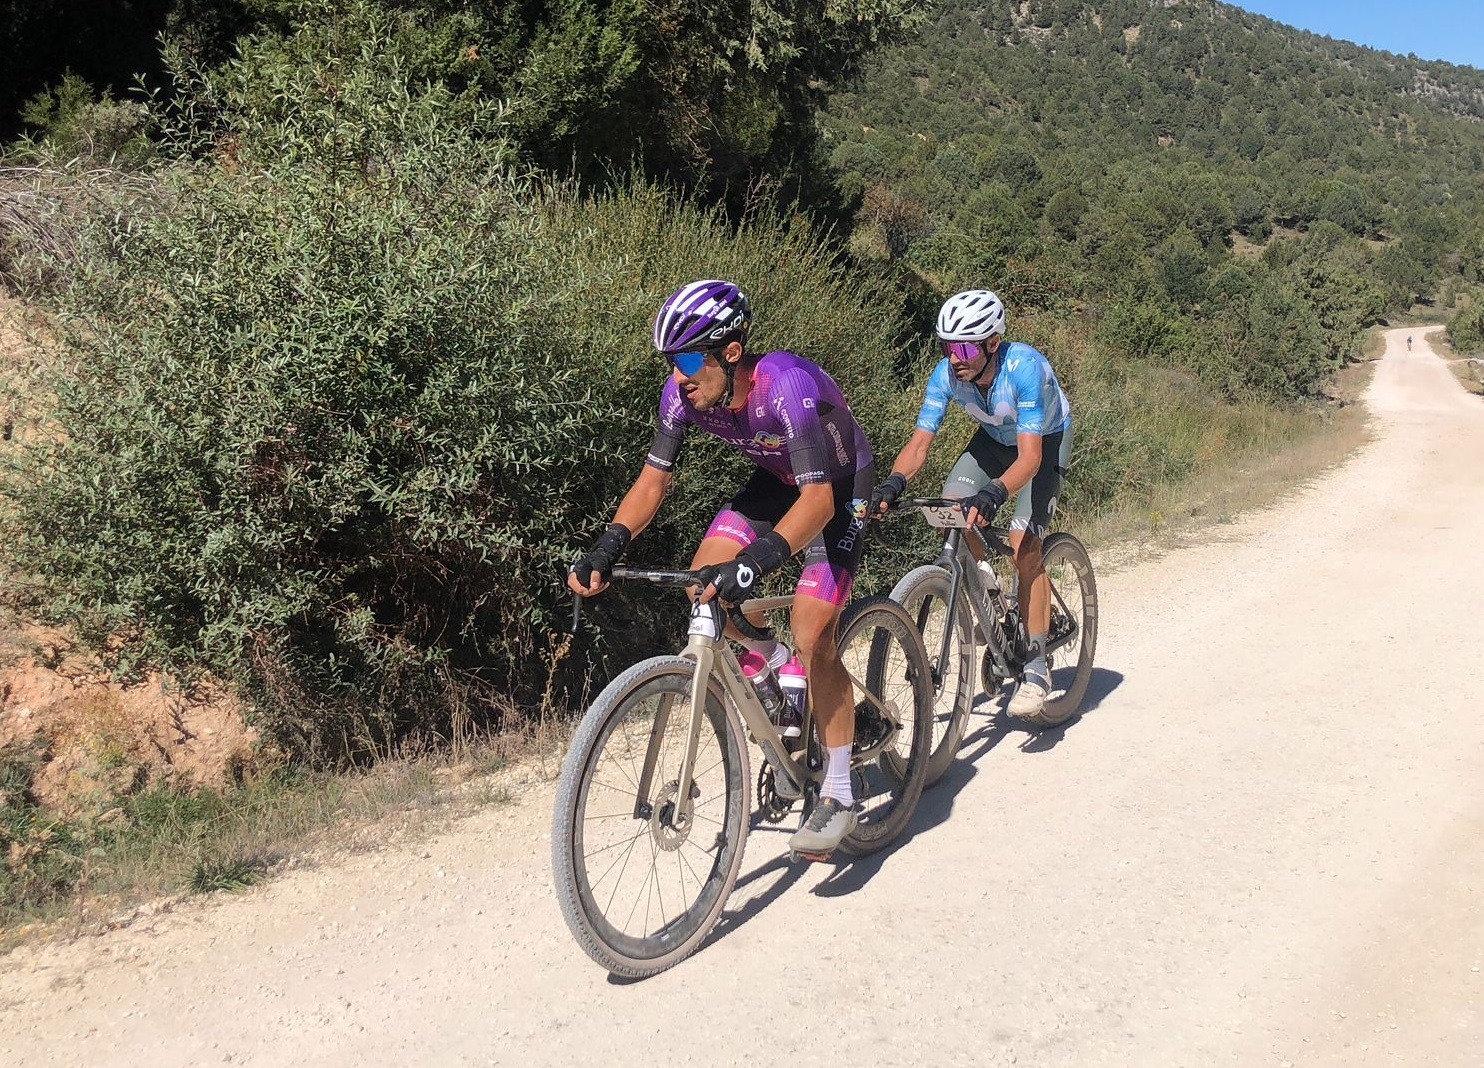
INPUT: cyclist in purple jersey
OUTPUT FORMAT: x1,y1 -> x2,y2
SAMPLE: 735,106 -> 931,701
568,280 -> 875,856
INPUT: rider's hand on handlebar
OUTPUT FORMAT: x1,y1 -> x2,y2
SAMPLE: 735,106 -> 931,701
696,531 -> 790,605
870,472 -> 908,516
567,523 -> 632,597
960,479 -> 1008,528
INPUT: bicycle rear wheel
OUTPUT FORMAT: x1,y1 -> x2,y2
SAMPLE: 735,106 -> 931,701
551,655 -> 750,978
890,564 -> 974,787
1025,532 -> 1098,728
830,595 -> 933,856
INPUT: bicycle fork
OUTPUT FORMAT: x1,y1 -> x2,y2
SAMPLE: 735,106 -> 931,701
632,599 -> 808,832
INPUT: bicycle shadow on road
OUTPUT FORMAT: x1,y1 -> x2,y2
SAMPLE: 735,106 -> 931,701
659,817 -> 813,970
809,665 -> 1126,897
627,667 -> 1128,976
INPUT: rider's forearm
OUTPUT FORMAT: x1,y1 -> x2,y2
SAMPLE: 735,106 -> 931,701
610,466 -> 671,538
1000,434 -> 1044,496
771,482 -> 835,554
888,429 -> 936,483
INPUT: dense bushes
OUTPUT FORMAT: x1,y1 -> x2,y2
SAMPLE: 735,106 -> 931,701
1450,302 -> 1484,354
0,0 -> 1381,765
0,24 -> 930,760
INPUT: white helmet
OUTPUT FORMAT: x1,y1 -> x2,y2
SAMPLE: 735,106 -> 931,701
936,290 -> 1006,342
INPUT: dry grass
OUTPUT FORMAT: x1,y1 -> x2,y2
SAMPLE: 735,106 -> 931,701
1427,326 -> 1484,396
0,726 -> 579,950
1075,359 -> 1374,567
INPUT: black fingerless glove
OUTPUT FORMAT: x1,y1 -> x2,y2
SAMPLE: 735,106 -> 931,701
570,523 -> 632,587
697,531 -> 791,603
870,472 -> 908,513
961,479 -> 1008,523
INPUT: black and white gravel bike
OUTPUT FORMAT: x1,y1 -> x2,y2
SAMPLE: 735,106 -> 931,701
886,498 -> 1098,784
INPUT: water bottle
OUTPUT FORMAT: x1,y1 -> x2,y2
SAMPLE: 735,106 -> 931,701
777,656 -> 807,744
740,649 -> 787,724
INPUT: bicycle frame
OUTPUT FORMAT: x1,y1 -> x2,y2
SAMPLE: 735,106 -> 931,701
900,497 -> 1082,686
602,568 -> 909,834
932,523 -> 1022,684
671,594 -> 810,812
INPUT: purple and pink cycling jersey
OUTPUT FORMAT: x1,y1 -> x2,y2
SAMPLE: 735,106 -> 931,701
645,351 -> 875,606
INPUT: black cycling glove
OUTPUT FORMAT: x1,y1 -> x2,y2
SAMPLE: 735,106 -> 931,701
697,531 -> 791,604
961,479 -> 1008,525
570,523 -> 632,589
870,472 -> 908,514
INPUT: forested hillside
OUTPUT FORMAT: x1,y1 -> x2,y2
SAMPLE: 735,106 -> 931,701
823,0 -> 1484,396
0,0 -> 1480,765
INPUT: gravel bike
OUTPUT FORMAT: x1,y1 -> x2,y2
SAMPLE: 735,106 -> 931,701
552,568 -> 932,978
886,497 -> 1098,784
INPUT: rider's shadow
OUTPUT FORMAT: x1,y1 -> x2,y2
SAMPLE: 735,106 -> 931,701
658,665 -> 1127,969
812,665 -> 1125,896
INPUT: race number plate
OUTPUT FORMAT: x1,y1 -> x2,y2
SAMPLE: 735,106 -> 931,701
919,504 -> 969,529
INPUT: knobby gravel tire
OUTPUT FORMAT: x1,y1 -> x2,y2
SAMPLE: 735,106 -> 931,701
551,655 -> 750,978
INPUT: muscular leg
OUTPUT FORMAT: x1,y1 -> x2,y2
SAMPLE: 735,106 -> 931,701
1008,529 -> 1049,638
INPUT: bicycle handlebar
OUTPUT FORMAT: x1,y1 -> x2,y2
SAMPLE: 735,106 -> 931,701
569,566 -> 775,641
884,496 -> 1015,554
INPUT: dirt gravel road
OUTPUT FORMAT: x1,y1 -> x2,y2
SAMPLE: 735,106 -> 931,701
2,328 -> 1481,1067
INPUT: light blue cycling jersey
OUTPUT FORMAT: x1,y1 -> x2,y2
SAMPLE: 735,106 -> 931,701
914,341 -> 1070,446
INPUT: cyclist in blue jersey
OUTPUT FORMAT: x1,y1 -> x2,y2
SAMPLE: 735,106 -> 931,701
568,280 -> 875,856
871,290 -> 1072,718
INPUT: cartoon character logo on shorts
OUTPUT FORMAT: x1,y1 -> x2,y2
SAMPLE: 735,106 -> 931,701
849,498 -> 869,521
751,431 -> 784,450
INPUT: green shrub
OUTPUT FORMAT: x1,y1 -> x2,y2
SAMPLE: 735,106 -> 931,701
1450,302 -> 1484,354
0,29 -> 922,760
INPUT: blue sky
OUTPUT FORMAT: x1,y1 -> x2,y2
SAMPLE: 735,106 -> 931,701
1233,2 -> 1484,70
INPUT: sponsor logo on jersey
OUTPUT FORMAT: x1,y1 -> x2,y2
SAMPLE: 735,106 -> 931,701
825,421 -> 848,465
751,431 -> 784,450
836,499 -> 868,552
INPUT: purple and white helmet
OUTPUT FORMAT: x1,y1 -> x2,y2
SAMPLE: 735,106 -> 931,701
652,279 -> 753,354
936,289 -> 1007,342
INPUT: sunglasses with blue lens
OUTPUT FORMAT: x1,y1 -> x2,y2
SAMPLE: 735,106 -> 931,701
666,350 -> 710,376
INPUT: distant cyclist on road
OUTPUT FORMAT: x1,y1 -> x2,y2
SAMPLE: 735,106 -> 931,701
1407,335 -> 1413,350
870,289 -> 1071,718
567,280 -> 876,857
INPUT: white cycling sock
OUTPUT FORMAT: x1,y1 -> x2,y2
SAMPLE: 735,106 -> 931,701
823,744 -> 853,806
742,637 -> 788,669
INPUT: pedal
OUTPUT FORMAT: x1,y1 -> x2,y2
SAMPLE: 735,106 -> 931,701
788,849 -> 836,864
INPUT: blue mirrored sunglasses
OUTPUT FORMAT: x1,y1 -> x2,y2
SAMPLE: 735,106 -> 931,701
666,350 -> 709,376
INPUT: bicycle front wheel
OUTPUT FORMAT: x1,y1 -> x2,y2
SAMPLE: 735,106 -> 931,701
890,564 -> 975,787
833,595 -> 933,856
1026,532 -> 1099,728
551,655 -> 750,978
